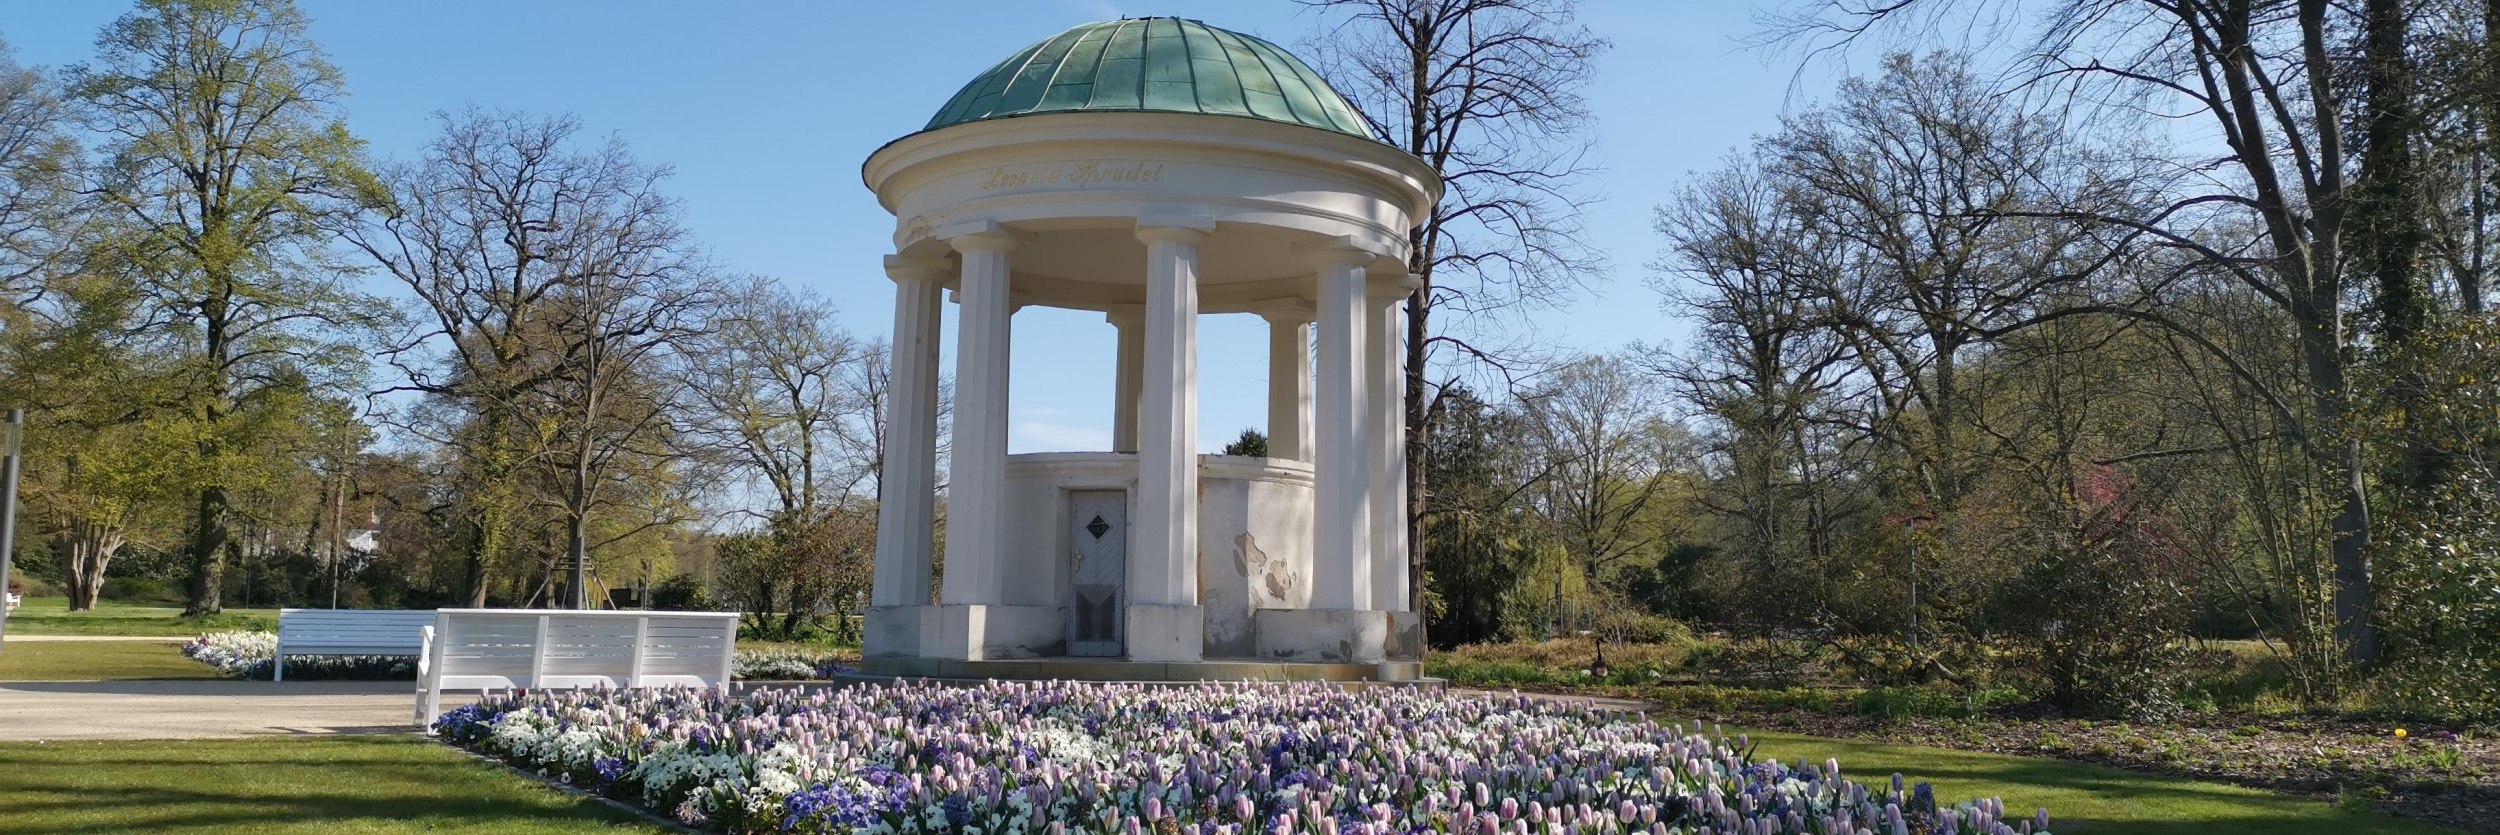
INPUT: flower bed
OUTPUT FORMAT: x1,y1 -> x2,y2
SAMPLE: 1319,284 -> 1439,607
182,630 -> 414,681
433,680 -> 2053,834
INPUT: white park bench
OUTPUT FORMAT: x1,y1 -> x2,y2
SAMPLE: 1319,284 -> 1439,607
274,608 -> 438,681
416,609 -> 740,728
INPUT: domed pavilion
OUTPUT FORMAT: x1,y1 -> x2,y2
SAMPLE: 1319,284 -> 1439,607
860,17 -> 1439,681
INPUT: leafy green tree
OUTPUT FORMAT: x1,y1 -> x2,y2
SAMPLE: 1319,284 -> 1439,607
0,269 -> 190,610
1219,428 -> 1268,458
71,0 -> 384,614
1419,386 -> 1550,647
2373,317 -> 2500,720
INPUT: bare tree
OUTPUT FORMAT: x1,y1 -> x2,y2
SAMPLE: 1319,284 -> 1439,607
1652,154 -> 1865,625
679,278 -> 871,520
1773,52 -> 2123,512
1521,355 -> 1686,582
339,110 -> 679,605
675,278 -> 886,632
0,38 -> 79,309
520,213 -> 716,609
1776,0 -> 2400,665
1300,0 -> 1608,620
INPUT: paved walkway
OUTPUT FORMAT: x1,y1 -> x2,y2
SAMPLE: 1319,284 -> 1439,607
0,635 -> 1661,742
0,680 -> 465,741
0,684 -> 1650,743
2,634 -> 188,642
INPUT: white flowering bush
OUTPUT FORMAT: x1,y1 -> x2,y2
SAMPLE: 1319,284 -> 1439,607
433,680 -> 2054,835
182,630 -> 414,680
732,647 -> 853,681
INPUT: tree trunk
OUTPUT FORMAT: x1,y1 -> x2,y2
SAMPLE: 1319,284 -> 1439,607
2297,288 -> 2378,664
463,521 -> 492,607
185,265 -> 235,616
185,485 -> 230,615
2356,0 -> 2424,343
1404,287 -> 1431,621
2332,436 -> 2377,664
567,511 -> 589,610
2476,0 -> 2500,314
56,521 -> 123,612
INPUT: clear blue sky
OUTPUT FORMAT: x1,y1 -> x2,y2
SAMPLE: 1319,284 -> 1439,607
4,0 -> 1850,454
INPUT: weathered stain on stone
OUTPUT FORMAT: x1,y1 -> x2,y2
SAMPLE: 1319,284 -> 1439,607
1238,533 -> 1300,609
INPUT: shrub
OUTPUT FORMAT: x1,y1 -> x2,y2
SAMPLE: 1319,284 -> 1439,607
1435,637 -> 1696,671
102,576 -> 183,604
2377,464 -> 2500,723
648,572 -> 712,611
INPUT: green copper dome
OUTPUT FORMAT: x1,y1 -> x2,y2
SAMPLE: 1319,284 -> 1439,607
923,18 -> 1376,140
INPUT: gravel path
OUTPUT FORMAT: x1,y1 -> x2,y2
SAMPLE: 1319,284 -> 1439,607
0,680 -> 466,741
1,634 -> 188,642
0,672 -> 1643,743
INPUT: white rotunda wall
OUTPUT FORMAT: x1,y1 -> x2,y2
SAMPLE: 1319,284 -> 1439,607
998,452 -> 1316,660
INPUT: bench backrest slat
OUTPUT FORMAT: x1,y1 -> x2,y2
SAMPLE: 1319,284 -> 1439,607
427,609 -> 739,690
278,609 -> 436,656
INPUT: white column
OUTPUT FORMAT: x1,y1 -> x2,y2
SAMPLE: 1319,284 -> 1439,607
941,231 -> 1018,606
1260,309 -> 1313,461
1108,305 -> 1145,453
872,257 -> 945,608
1367,283 -> 1411,612
1309,245 -> 1373,611
1133,224 -> 1209,607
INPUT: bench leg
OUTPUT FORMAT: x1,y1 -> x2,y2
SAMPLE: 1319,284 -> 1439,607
427,688 -> 439,733
274,653 -> 285,683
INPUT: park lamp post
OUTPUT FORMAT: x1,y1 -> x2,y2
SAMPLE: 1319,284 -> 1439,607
0,409 -> 23,654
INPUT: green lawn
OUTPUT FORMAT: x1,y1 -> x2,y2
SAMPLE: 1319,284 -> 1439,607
1745,730 -> 2463,834
6,596 -> 277,636
0,736 -> 667,834
0,639 -> 216,681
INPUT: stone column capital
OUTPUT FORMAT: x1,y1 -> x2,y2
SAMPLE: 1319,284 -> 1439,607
942,220 -> 1028,254
1104,303 -> 1146,327
1297,235 -> 1385,270
883,255 -> 950,284
1135,225 -> 1210,247
1368,273 -> 1423,304
1252,299 -> 1317,325
1134,217 -> 1215,247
